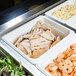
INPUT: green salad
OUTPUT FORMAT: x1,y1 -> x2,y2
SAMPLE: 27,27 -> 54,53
0,56 -> 32,76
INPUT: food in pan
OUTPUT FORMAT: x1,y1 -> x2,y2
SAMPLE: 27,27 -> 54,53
45,43 -> 76,76
0,56 -> 32,76
14,21 -> 61,58
52,5 -> 76,20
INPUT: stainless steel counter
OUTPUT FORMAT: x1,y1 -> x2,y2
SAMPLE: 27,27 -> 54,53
0,0 -> 65,36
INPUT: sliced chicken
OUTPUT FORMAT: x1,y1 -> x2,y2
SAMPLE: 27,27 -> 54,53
14,20 -> 61,58
14,36 -> 24,46
14,33 -> 31,46
17,44 -> 28,54
51,36 -> 61,47
32,21 -> 51,31
56,36 -> 61,41
40,30 -> 56,41
20,39 -> 32,54
30,36 -> 51,51
29,28 -> 44,40
23,33 -> 32,39
32,48 -> 47,58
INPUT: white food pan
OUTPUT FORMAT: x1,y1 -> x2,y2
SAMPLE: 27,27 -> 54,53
36,35 -> 76,76
66,15 -> 76,29
45,0 -> 76,24
2,15 -> 75,64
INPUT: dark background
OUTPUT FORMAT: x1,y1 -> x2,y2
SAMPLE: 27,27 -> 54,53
0,0 -> 59,25
0,0 -> 51,12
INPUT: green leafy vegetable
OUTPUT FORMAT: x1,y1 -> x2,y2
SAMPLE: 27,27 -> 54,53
0,56 -> 32,76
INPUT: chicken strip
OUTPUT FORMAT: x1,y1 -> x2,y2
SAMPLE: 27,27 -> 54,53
32,21 -> 51,31
17,43 -> 28,54
20,39 -> 32,54
32,48 -> 47,58
30,36 -> 51,51
40,30 -> 56,41
29,28 -> 44,40
14,33 -> 31,46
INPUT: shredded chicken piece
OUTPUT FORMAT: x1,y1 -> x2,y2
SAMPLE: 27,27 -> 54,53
29,28 -> 44,40
40,30 -> 56,41
30,36 -> 51,51
32,48 -> 47,58
17,43 -> 28,54
20,39 -> 31,54
32,21 -> 51,31
14,33 -> 31,46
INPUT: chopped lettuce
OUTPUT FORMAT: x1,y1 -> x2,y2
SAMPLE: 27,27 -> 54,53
0,56 -> 32,76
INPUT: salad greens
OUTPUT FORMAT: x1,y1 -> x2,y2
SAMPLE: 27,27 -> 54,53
0,56 -> 32,76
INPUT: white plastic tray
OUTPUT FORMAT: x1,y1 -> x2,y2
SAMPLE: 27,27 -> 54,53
36,35 -> 76,76
2,15 -> 75,64
45,0 -> 76,25
66,15 -> 76,29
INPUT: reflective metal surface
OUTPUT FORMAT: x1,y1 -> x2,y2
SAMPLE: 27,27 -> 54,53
0,0 -> 65,36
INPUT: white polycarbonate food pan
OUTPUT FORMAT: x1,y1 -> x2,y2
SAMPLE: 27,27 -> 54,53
36,35 -> 76,76
2,15 -> 75,64
66,15 -> 76,29
45,0 -> 76,24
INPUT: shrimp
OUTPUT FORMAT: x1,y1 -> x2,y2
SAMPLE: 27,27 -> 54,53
74,72 -> 76,76
58,60 -> 65,71
57,52 -> 64,62
70,43 -> 76,50
69,54 -> 76,61
64,59 -> 72,66
49,62 -> 58,72
62,72 -> 67,76
63,71 -> 74,76
73,67 -> 76,73
64,48 -> 74,58
63,60 -> 72,74
45,43 -> 76,76
53,71 -> 61,76
74,49 -> 76,54
63,65 -> 72,74
59,60 -> 72,74
73,61 -> 76,66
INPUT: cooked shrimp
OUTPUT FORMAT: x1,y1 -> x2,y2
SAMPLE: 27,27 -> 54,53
64,60 -> 72,66
58,61 -> 65,71
69,54 -> 76,61
74,72 -> 76,76
73,61 -> 76,66
70,43 -> 76,50
59,60 -> 72,73
53,71 -> 61,76
63,71 -> 74,76
49,62 -> 58,71
45,43 -> 76,76
57,52 -> 64,62
64,48 -> 74,58
73,67 -> 76,72
62,72 -> 67,76
63,65 -> 72,74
